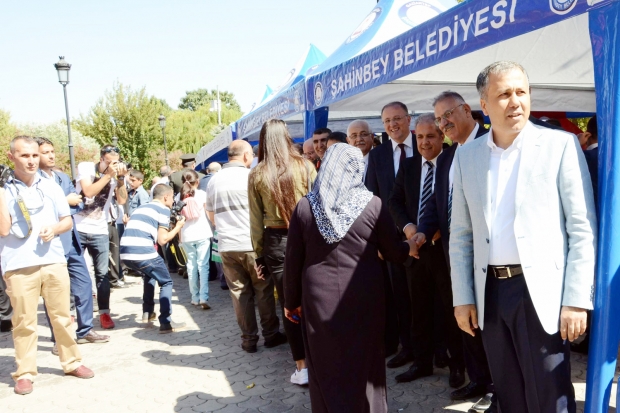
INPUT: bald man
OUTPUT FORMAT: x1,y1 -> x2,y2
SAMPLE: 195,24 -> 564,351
303,139 -> 318,167
205,140 -> 283,353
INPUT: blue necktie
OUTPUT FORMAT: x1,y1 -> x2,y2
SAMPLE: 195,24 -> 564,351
419,161 -> 434,219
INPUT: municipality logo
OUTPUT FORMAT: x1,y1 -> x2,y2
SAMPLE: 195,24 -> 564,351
549,0 -> 578,14
346,7 -> 382,44
399,1 -> 443,27
314,82 -> 324,107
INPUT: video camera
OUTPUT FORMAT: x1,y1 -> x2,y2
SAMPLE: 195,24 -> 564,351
0,165 -> 14,187
169,200 -> 186,226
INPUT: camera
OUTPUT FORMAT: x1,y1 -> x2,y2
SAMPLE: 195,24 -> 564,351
169,201 -> 186,226
0,165 -> 14,187
118,158 -> 132,170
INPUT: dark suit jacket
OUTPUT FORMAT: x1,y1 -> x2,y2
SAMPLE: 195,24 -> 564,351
388,154 -> 423,232
198,173 -> 214,192
366,138 -> 419,205
170,169 -> 206,194
417,125 -> 488,264
583,147 -> 598,215
55,170 -> 84,256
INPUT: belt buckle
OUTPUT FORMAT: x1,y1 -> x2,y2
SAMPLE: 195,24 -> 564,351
495,266 -> 511,279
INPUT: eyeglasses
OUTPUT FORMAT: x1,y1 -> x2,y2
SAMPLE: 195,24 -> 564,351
348,131 -> 371,140
434,104 -> 464,126
101,146 -> 120,154
383,116 -> 407,125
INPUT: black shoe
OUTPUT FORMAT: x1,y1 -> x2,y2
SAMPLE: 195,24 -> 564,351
264,332 -> 288,348
242,343 -> 257,353
220,285 -> 229,290
434,349 -> 450,368
110,283 -> 128,289
385,346 -> 398,358
395,365 -> 433,383
0,320 -> 12,332
159,321 -> 186,334
451,381 -> 488,400
468,393 -> 496,412
449,367 -> 466,388
387,350 -> 414,368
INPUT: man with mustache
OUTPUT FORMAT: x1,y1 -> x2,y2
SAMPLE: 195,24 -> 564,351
413,91 -> 496,412
346,120 -> 374,182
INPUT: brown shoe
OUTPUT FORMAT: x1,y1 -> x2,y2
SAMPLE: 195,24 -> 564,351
200,302 -> 211,310
77,330 -> 110,344
14,379 -> 33,395
65,365 -> 94,379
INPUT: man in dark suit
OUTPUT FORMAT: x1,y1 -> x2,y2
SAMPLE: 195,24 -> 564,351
583,115 -> 598,214
170,154 -> 205,195
366,101 -> 418,367
412,91 -> 496,412
388,114 -> 465,387
37,138 -> 110,350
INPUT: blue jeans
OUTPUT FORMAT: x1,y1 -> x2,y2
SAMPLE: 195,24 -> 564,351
46,242 -> 95,341
181,239 -> 210,303
78,232 -> 110,312
123,256 -> 172,325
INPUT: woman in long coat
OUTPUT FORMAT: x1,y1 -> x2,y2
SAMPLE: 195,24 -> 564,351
284,143 -> 414,413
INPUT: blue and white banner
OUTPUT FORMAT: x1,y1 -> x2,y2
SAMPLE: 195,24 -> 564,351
306,0 -> 611,110
237,81 -> 306,139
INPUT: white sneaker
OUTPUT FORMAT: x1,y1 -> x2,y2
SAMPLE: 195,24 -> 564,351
290,368 -> 308,385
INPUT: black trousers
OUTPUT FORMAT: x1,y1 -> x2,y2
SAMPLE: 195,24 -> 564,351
383,260 -> 400,354
408,242 -> 463,370
0,274 -> 12,322
462,327 -> 493,387
387,261 -> 413,353
482,273 -> 575,413
108,222 -> 122,285
263,228 -> 305,361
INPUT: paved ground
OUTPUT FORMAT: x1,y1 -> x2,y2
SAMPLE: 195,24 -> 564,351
0,275 -> 616,413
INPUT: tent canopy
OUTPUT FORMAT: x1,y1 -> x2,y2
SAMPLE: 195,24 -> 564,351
306,0 -> 599,116
236,44 -> 327,140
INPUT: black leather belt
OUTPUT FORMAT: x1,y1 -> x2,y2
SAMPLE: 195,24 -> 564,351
488,265 -> 523,279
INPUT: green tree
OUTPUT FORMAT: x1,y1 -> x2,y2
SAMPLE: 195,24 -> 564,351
178,88 -> 242,112
0,109 -> 18,166
73,83 -> 170,184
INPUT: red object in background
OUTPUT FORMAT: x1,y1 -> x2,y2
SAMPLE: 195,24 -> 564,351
531,111 -> 585,135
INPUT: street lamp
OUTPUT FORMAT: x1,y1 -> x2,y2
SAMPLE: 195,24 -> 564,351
158,114 -> 168,166
54,56 -> 76,180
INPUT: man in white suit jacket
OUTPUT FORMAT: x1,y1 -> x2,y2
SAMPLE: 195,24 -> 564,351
449,61 -> 597,413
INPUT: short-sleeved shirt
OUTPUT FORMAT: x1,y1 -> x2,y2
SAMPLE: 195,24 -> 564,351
205,162 -> 252,252
0,174 -> 71,274
120,201 -> 170,261
75,162 -> 118,235
128,185 -> 150,216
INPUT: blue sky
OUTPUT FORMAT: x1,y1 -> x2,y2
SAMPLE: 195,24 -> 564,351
1,0 -> 380,124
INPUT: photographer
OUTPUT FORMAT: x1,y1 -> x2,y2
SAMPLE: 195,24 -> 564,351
120,184 -> 186,333
1,136 -> 94,395
74,144 -> 128,330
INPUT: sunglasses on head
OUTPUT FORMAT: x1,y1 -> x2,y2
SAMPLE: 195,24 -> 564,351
102,146 -> 120,154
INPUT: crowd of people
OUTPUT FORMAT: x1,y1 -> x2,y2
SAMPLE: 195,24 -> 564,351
0,60 -> 599,413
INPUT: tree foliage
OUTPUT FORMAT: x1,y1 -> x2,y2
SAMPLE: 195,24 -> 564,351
178,88 -> 242,112
0,109 -> 18,166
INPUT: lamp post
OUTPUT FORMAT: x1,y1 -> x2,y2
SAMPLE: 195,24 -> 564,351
158,114 -> 168,166
54,56 -> 76,180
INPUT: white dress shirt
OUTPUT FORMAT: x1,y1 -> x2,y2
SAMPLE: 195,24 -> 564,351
586,142 -> 598,150
449,123 -> 480,193
487,128 -> 523,265
391,132 -> 414,176
362,153 -> 369,182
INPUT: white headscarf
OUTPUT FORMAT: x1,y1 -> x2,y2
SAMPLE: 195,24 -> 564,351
306,143 -> 373,244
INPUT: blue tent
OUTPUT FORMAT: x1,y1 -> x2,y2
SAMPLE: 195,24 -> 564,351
236,44 -> 327,142
304,0 -> 620,411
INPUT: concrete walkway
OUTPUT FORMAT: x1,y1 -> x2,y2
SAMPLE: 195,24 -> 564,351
0,275 -> 615,412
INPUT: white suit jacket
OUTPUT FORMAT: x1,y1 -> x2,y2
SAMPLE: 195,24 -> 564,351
449,121 -> 597,334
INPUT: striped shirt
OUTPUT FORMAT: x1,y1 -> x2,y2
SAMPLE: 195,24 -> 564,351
205,162 -> 252,252
120,201 -> 170,261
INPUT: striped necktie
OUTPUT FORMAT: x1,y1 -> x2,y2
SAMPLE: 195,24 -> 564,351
418,161 -> 434,219
448,185 -> 453,231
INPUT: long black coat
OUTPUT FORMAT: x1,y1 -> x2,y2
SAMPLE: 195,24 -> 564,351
284,197 -> 409,413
